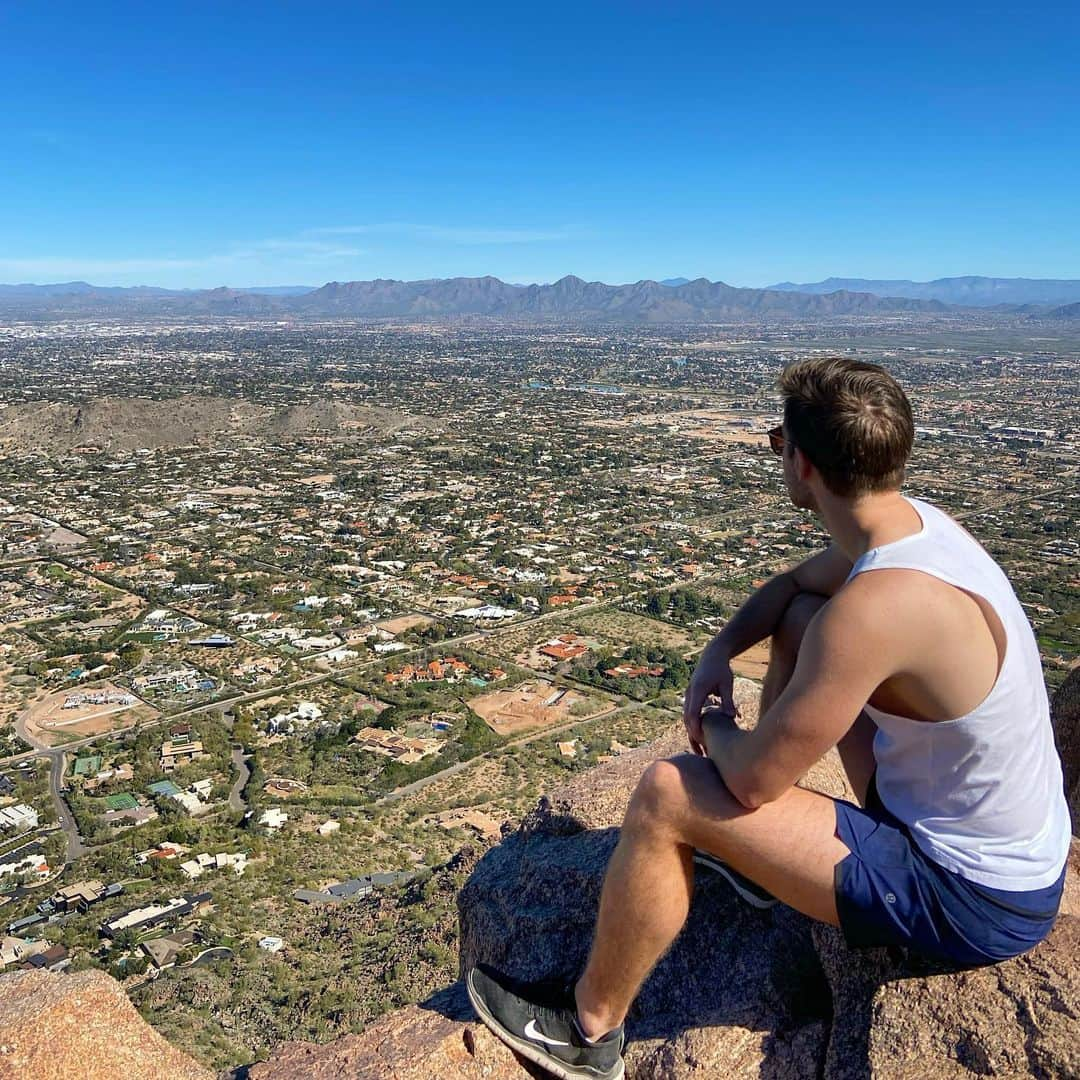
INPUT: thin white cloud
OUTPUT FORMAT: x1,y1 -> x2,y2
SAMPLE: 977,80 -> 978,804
0,224 -> 567,283
0,238 -> 365,280
0,255 -> 228,277
308,222 -> 572,245
230,237 -> 365,261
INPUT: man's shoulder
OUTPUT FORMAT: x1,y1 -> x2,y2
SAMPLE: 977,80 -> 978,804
831,567 -> 972,664
787,575 -> 900,695
826,569 -> 939,642
841,565 -> 941,595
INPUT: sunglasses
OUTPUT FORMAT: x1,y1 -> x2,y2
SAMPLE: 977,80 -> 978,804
767,425 -> 785,456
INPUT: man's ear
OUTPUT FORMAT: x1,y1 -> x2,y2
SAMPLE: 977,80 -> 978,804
792,445 -> 815,483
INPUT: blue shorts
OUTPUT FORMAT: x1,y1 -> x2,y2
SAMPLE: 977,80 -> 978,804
833,777 -> 1065,967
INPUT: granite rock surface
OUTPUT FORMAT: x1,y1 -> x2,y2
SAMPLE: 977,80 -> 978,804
1051,666 -> 1080,823
0,968 -> 212,1080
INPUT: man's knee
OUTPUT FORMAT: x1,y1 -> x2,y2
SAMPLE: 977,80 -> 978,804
773,591 -> 828,660
626,754 -> 714,834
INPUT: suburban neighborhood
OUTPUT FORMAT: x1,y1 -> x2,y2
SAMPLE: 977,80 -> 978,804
0,314 -> 1075,1070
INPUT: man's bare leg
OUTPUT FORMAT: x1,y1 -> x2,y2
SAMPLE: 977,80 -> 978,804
761,591 -> 876,803
574,787 -> 695,1037
574,754 -> 849,1037
573,590 -> 872,1037
760,590 -> 827,714
836,711 -> 877,805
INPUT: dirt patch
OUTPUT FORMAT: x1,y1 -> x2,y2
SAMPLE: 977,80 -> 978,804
684,428 -> 771,447
376,614 -> 434,636
470,680 -> 612,736
595,408 -> 774,446
730,640 -> 770,680
24,681 -> 158,746
42,524 -> 88,548
207,485 -> 262,497
264,777 -> 309,799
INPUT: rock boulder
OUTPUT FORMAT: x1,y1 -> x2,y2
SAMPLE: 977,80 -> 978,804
246,989 -> 523,1080
0,968 -> 212,1080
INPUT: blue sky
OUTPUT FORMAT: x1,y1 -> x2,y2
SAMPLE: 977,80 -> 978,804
2,2 -> 1078,288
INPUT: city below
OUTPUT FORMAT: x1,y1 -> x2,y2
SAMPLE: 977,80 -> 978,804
0,306 -> 1075,1071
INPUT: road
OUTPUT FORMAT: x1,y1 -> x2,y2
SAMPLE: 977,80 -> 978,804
228,746 -> 251,814
11,695 -> 94,866
45,750 -> 90,864
14,700 -> 45,754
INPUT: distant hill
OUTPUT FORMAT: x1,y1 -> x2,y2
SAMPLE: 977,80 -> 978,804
0,281 -> 178,298
659,277 -> 691,287
0,281 -> 313,301
1046,301 -> 1080,319
0,397 -> 440,455
287,275 -> 950,320
0,274 -> 948,322
768,276 -> 1080,307
238,285 -> 316,296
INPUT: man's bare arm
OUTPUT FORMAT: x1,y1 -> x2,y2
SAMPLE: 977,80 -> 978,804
701,580 -> 887,808
683,544 -> 853,747
712,543 -> 852,661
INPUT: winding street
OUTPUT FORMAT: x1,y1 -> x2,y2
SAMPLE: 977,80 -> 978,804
11,701 -> 92,865
228,746 -> 251,814
46,748 -> 89,864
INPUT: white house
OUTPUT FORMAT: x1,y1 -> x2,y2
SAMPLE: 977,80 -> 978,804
267,700 -> 324,735
0,804 -> 39,832
190,778 -> 214,801
456,604 -> 516,620
259,808 -> 288,830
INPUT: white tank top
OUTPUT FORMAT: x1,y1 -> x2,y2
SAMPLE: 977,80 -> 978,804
846,497 -> 1071,890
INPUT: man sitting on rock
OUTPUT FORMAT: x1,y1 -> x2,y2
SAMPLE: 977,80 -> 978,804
467,356 -> 1071,1080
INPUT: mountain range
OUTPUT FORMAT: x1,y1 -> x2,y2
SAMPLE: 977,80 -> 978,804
1,274 -> 1077,321
767,275 -> 1080,307
0,275 -> 949,321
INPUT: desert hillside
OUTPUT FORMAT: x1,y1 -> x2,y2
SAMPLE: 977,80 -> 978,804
0,396 -> 439,454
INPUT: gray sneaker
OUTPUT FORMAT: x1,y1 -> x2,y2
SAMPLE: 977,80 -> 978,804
466,963 -> 625,1080
693,850 -> 777,908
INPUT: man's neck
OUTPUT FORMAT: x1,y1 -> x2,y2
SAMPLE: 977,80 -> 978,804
816,489 -> 921,563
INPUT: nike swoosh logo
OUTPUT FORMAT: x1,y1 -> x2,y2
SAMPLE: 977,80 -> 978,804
523,1019 -> 571,1046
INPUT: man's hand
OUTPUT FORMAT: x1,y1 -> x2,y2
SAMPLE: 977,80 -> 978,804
683,644 -> 738,755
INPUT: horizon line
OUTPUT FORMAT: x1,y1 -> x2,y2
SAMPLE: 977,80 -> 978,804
4,272 -> 1080,293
